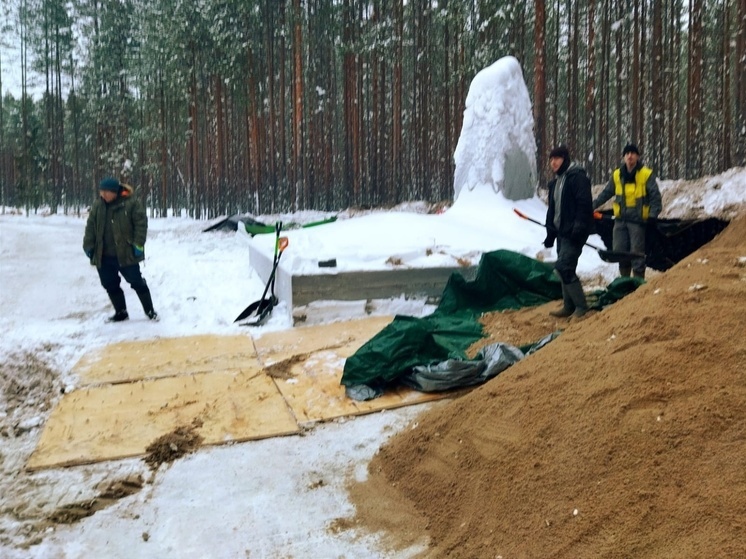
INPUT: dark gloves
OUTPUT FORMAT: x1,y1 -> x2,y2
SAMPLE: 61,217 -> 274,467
84,248 -> 93,259
543,236 -> 554,249
570,227 -> 586,244
133,244 -> 144,258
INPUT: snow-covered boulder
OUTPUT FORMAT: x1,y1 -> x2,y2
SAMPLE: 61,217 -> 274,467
453,56 -> 537,203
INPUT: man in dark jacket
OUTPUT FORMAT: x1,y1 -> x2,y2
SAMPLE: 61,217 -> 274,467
83,177 -> 158,322
593,143 -> 662,279
543,145 -> 593,318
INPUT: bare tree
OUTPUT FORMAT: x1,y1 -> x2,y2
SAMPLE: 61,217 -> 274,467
651,0 -> 665,175
533,0 -> 547,181
686,0 -> 704,178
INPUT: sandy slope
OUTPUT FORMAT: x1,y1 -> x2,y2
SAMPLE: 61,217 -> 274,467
352,215 -> 746,557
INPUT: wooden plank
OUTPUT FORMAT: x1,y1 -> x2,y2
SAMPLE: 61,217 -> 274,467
72,334 -> 257,386
273,349 -> 449,425
253,315 -> 393,366
31,319 -> 455,470
26,368 -> 298,471
255,316 -> 450,425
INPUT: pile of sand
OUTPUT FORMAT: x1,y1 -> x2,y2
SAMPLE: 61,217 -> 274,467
351,215 -> 746,557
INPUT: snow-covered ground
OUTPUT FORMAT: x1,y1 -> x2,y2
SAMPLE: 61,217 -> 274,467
2,162 -> 745,557
2,54 -> 745,557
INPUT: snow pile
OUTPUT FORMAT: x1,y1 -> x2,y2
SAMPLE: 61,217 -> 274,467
453,56 -> 537,203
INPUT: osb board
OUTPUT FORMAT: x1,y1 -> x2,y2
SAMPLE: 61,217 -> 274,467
255,316 -> 449,424
26,369 -> 298,471
31,319 -> 448,469
273,349 -> 448,425
72,334 -> 257,386
253,315 -> 394,366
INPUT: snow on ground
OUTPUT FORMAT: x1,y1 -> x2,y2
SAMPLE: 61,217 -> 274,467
1,51 -> 745,557
2,164 -> 744,557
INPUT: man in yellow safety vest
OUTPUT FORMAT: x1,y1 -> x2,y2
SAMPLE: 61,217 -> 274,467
593,144 -> 662,279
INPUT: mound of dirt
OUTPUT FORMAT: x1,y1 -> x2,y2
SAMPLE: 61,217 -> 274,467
46,474 -> 144,525
0,350 -> 61,437
351,215 -> 746,557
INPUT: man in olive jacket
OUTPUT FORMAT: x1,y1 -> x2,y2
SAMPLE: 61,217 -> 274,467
543,145 -> 593,319
83,177 -> 158,322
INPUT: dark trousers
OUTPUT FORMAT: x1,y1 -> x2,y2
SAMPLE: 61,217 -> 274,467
554,237 -> 584,285
613,220 -> 647,276
97,255 -> 149,298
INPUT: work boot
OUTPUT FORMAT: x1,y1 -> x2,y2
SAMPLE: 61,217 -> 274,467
107,309 -> 129,322
565,280 -> 588,319
136,287 -> 158,321
107,290 -> 128,322
549,283 -> 575,318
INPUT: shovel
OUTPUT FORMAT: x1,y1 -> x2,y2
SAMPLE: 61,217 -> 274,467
234,222 -> 289,325
512,208 -> 645,264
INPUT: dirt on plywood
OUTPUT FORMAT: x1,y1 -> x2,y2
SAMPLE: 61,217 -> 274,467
350,215 -> 746,558
143,419 -> 205,470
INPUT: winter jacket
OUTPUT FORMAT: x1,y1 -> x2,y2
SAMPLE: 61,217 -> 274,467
593,162 -> 662,223
544,162 -> 593,246
83,184 -> 148,268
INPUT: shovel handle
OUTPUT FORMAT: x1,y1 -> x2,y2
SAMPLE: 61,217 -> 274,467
514,208 -> 635,259
513,208 -> 545,227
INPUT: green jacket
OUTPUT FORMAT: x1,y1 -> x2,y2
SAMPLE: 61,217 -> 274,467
83,184 -> 148,268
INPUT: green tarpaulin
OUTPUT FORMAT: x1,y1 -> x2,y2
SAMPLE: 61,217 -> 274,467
341,249 -> 645,391
341,250 -> 561,387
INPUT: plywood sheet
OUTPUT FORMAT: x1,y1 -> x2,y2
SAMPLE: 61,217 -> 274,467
273,349 -> 448,425
27,368 -> 298,470
31,320 -> 454,470
253,315 -> 393,366
72,334 -> 257,385
256,317 -> 450,425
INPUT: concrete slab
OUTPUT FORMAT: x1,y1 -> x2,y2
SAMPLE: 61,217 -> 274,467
249,242 -> 478,308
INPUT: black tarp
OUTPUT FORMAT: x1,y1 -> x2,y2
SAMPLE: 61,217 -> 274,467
203,214 -> 267,233
593,210 -> 729,272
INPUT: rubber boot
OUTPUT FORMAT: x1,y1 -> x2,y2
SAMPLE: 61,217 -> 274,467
549,283 -> 575,318
136,287 -> 159,321
107,290 -> 129,322
632,269 -> 646,280
565,280 -> 588,319
619,264 -> 632,277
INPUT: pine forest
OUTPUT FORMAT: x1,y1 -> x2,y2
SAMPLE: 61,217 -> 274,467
0,0 -> 744,218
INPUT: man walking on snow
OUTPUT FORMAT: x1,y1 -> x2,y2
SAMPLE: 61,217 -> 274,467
83,177 -> 158,322
593,143 -> 662,279
543,145 -> 594,319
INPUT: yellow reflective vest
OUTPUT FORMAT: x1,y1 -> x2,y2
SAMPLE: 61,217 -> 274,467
611,166 -> 654,221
